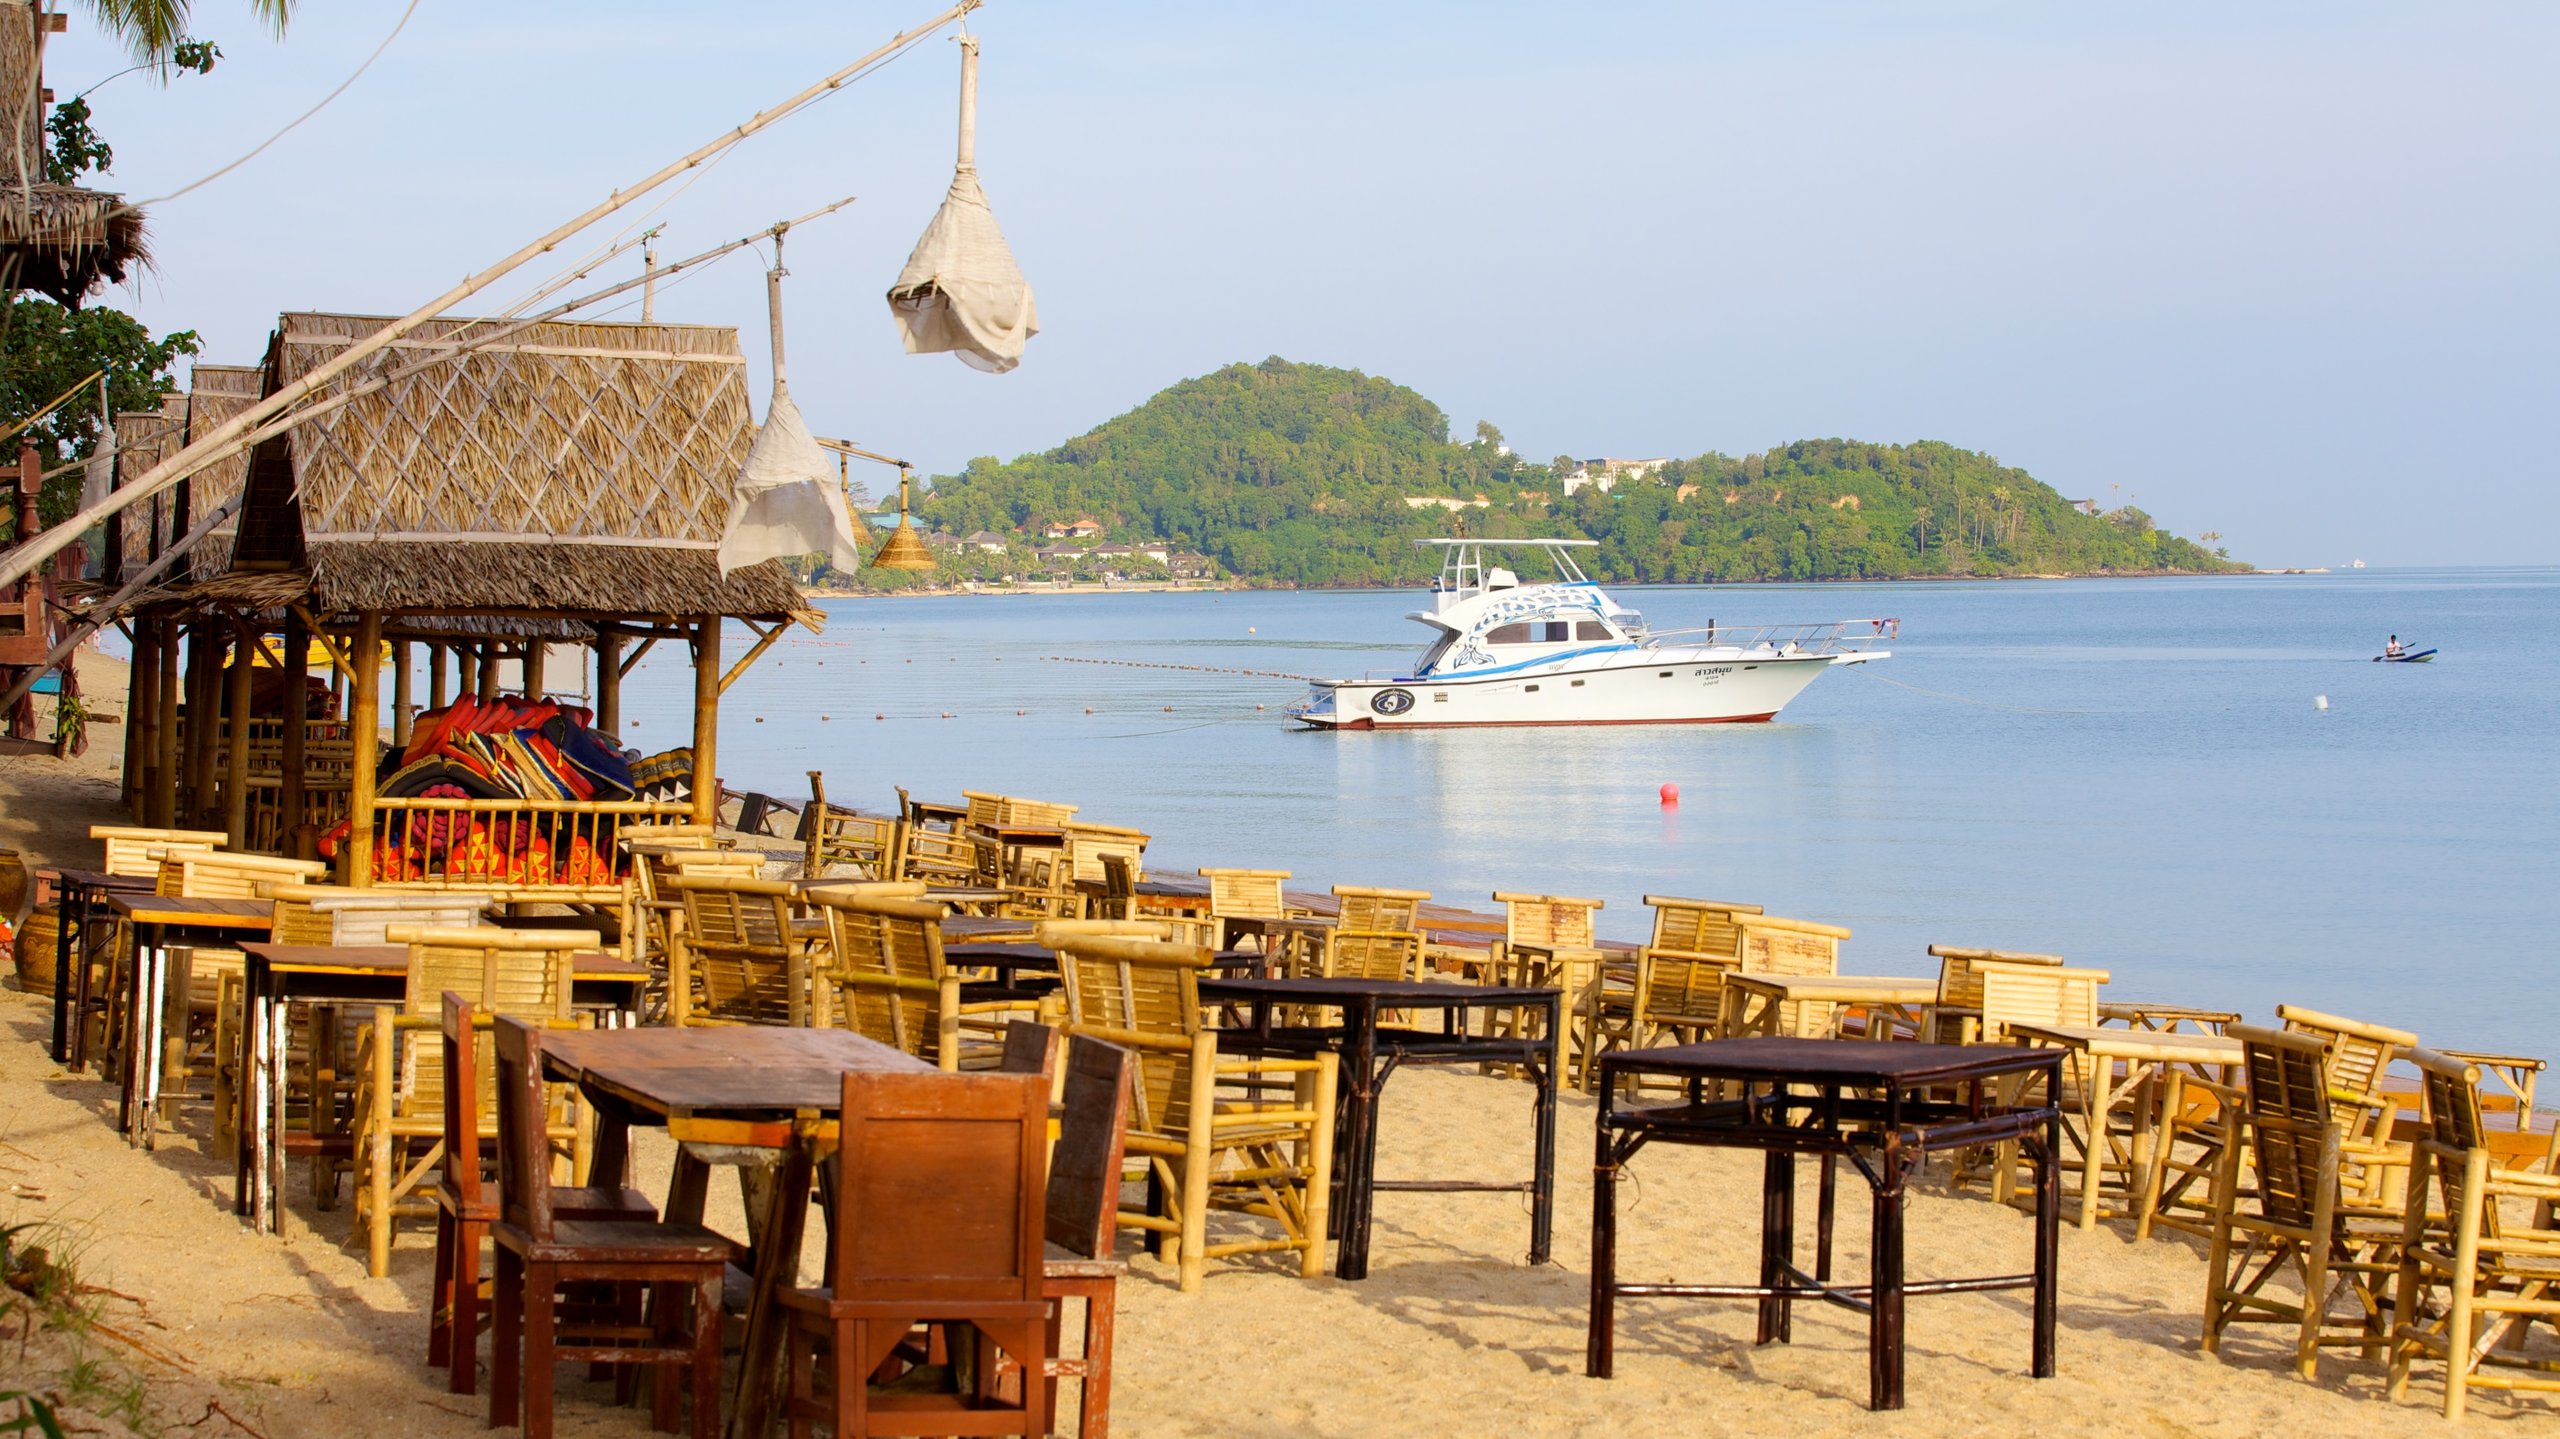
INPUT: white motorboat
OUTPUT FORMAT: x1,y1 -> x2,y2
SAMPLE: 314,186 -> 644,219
1287,539 -> 1894,730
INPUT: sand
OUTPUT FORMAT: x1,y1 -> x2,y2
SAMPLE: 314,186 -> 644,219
0,647 -> 2548,1435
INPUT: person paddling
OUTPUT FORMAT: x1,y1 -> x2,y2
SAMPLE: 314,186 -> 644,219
2384,635 -> 2405,657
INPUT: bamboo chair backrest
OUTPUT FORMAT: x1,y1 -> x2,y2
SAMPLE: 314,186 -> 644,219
1064,822 -> 1149,887
2231,1022 -> 2342,1231
1095,853 -> 1137,921
1929,945 -> 2067,1010
321,895 -> 493,946
1199,868 -> 1289,923
1973,961 -> 2109,1039
93,824 -> 227,878
814,891 -> 951,1061
1643,895 -> 1764,960
1495,891 -> 1604,950
963,791 -> 1007,829
160,851 -> 326,899
1737,915 -> 1850,978
2405,1047 -> 2515,1250
673,874 -> 801,1026
2276,1004 -> 2417,1142
1326,930 -> 1419,982
398,930 -> 583,1117
1048,1037 -> 1134,1260
1044,930 -> 1211,1139
1005,796 -> 1081,828
1333,884 -> 1428,934
826,1070 -> 1046,1308
261,882 -> 336,946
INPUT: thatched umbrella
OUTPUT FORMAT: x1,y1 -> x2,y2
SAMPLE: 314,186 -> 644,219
885,33 -> 1038,372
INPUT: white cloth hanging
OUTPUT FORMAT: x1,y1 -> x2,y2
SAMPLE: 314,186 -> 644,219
718,381 -> 867,574
885,35 -> 1038,373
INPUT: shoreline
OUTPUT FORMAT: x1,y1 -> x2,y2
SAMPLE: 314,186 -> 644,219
800,565 -> 2302,602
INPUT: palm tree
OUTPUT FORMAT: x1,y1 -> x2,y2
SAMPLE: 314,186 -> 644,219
76,0 -> 295,61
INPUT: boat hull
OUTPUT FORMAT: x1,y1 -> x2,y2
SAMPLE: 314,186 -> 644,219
1292,651 -> 1867,730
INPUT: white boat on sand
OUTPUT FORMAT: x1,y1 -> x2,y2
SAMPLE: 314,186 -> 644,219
1287,539 -> 1894,730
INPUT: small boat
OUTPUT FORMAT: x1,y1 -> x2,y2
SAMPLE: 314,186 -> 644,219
2374,648 -> 2436,663
1287,539 -> 1894,730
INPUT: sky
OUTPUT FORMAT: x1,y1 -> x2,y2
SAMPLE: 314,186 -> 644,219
34,1 -> 2559,567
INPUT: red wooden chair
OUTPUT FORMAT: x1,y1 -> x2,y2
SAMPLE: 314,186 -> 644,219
427,993 -> 655,1396
487,1016 -> 740,1438
779,1069 -> 1050,1438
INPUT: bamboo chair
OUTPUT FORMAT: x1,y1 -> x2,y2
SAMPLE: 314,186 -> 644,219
632,847 -> 762,1016
895,787 -> 978,885
1049,932 -> 1337,1293
1481,891 -> 1605,1074
428,993 -> 654,1398
666,874 -> 810,1028
90,823 -> 227,877
145,854 -> 327,1145
350,928 -> 592,1278
1318,884 -> 1429,981
779,1069 -> 1050,1439
1729,914 -> 1852,1037
813,890 -> 1040,1069
1062,823 -> 1148,888
1580,896 -> 1761,1093
1197,867 -> 1292,952
487,1016 -> 735,1439
802,800 -> 895,881
2202,1023 -> 2406,1380
2389,1047 -> 2560,1418
1034,1036 -> 1134,1439
1923,945 -> 2066,1045
2278,1004 -> 2420,1207
1969,961 -> 2110,1207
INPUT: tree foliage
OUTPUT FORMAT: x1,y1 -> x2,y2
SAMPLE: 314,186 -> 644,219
0,297 -> 198,522
918,358 -> 2244,586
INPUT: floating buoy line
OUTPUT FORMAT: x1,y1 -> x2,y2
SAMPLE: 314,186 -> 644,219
1041,655 -> 1321,683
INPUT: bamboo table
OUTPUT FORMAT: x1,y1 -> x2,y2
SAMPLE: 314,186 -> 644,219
938,914 -> 1044,945
541,1026 -> 934,1439
2097,1001 -> 2242,1035
1199,976 -> 1561,1281
1588,1039 -> 2063,1412
44,866 -> 154,1066
111,893 -> 276,1149
230,942 -> 648,1234
2003,1022 -> 2242,1234
1719,974 -> 1940,1041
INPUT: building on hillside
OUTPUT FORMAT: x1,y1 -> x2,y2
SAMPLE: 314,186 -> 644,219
962,530 -> 1010,554
1042,516 -> 1104,539
1561,457 -> 1669,496
1034,545 -> 1086,566
1167,551 -> 1216,579
1403,496 -> 1490,513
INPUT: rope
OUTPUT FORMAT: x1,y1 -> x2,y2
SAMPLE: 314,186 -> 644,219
1849,666 -> 2091,716
1043,655 -> 1320,683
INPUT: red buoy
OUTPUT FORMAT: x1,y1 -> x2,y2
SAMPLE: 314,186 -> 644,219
1659,783 -> 1680,806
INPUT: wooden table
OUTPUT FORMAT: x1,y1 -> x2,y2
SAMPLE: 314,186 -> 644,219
1200,976 -> 1561,1281
109,893 -> 275,1149
44,866 -> 154,1066
1719,974 -> 1940,1041
2005,1023 -> 2243,1235
542,1027 -> 934,1439
2098,1001 -> 2242,1035
1589,1039 -> 2063,1412
230,942 -> 648,1234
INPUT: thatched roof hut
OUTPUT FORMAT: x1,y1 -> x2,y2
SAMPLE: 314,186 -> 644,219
229,312 -> 810,623
181,363 -> 260,580
1,1 -> 147,306
110,394 -> 186,577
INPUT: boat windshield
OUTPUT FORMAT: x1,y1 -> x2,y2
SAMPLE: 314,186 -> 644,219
1414,631 -> 1456,673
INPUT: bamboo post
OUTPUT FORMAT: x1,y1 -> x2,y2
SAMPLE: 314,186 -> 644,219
344,612 -> 384,887
595,631 -> 622,736
183,620 -> 220,829
279,609 -> 308,858
456,645 -> 477,702
523,639 -> 546,700
222,620 -> 254,849
805,770 -> 827,878
392,639 -> 415,744
476,643 -> 500,701
429,643 -> 448,712
123,618 -> 154,813
150,614 -> 179,827
690,618 -> 720,827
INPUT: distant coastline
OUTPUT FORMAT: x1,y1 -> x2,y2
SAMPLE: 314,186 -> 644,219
800,566 -> 2326,601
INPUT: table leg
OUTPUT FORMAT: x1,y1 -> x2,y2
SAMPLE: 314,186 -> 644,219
1334,1001 -> 1383,1281
1528,996 -> 1558,1267
2137,1069 -> 2179,1242
234,963 -> 257,1215
2032,1103 -> 2060,1379
246,991 -> 269,1227
1585,1106 -> 1618,1379
1816,1154 -> 1838,1283
2127,1065 -> 2163,1240
49,883 -> 76,1061
267,997 -> 289,1236
1757,1148 -> 1796,1345
728,1136 -> 815,1439
1869,1135 -> 1908,1411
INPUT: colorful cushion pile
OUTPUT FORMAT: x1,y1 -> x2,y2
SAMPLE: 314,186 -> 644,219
378,697 -> 636,802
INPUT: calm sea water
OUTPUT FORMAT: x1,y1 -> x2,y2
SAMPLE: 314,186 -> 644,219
611,568 -> 2559,1054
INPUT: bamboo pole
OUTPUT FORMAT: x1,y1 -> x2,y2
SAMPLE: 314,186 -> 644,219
456,645 -> 478,702
0,1 -> 985,595
183,621 -> 219,831
280,608 -> 307,859
690,618 -> 720,827
429,643 -> 448,711
222,621 -> 253,850
523,640 -> 546,700
345,612 -> 383,887
391,639 -> 414,744
476,642 -> 500,701
595,631 -> 622,737
122,619 -> 152,813
150,614 -> 178,827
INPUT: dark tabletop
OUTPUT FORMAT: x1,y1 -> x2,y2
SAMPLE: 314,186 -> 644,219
940,915 -> 1040,941
1200,976 -> 1561,1006
543,1026 -> 930,1117
1601,1038 -> 2060,1087
107,894 -> 275,926
47,867 -> 156,890
237,942 -> 645,978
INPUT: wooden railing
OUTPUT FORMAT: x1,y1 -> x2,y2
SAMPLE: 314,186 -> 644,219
368,797 -> 688,893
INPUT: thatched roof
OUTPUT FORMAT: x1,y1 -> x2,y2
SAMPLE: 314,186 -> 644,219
111,395 -> 186,579
2,5 -> 147,305
182,363 -> 261,580
231,312 -> 811,623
